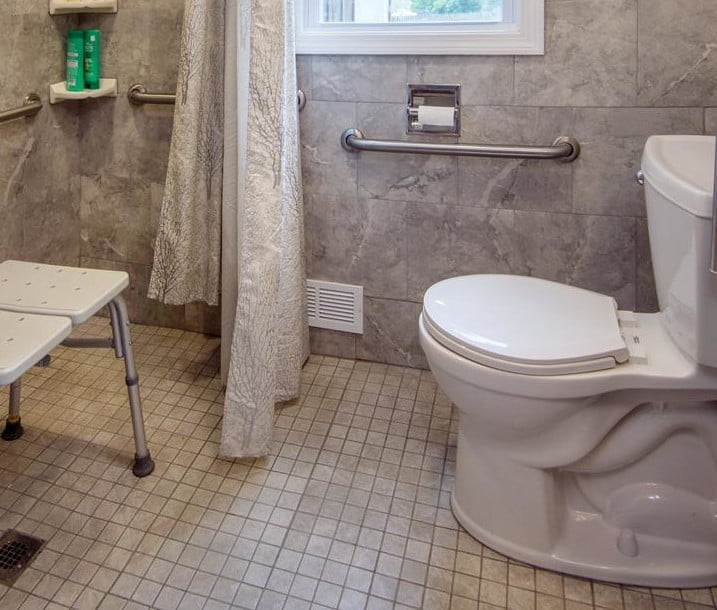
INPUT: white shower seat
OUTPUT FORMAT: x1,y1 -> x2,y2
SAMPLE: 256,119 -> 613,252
0,310 -> 71,385
0,260 -> 154,477
0,260 -> 129,323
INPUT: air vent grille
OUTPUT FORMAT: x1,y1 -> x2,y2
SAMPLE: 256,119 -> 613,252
306,280 -> 363,334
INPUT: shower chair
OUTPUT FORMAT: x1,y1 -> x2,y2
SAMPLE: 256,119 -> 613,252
0,261 -> 154,477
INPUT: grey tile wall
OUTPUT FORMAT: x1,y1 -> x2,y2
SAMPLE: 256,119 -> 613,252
0,0 -> 218,334
0,4 -> 80,268
3,0 -> 715,363
300,0 -> 717,367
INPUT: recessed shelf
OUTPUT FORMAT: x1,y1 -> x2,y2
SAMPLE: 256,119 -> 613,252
50,79 -> 118,104
49,0 -> 117,15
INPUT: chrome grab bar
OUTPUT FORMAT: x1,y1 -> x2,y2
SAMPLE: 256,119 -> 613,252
340,128 -> 581,162
128,83 -> 307,111
711,138 -> 717,274
0,93 -> 42,125
127,84 -> 176,105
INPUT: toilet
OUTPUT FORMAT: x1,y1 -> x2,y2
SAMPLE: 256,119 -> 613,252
418,135 -> 717,588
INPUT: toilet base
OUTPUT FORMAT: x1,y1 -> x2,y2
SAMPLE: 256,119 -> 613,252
420,312 -> 717,587
451,439 -> 717,588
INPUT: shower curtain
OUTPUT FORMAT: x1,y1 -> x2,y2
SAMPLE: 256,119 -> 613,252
148,0 -> 224,305
150,0 -> 308,457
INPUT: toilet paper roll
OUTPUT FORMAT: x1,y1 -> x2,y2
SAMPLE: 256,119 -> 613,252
417,105 -> 455,127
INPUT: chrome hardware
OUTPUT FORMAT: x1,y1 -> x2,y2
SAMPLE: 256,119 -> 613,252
406,84 -> 460,135
0,93 -> 42,125
128,84 -> 307,112
128,84 -> 176,105
341,128 -> 580,162
636,169 -> 645,185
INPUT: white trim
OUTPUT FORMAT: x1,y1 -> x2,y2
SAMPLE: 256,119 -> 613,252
295,0 -> 543,55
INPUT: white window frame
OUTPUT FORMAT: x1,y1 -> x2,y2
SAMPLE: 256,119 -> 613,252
295,0 -> 543,55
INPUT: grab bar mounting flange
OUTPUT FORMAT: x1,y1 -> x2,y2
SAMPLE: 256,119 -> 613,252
0,93 -> 42,125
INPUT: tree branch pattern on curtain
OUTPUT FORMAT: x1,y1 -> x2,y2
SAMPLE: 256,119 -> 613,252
148,0 -> 224,306
220,0 -> 309,457
148,0 -> 307,457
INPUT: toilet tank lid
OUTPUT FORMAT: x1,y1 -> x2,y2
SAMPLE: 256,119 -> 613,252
642,135 -> 715,219
423,275 -> 629,368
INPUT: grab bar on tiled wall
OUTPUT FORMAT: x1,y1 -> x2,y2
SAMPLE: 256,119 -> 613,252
0,94 -> 42,125
128,84 -> 307,111
340,128 -> 581,162
127,84 -> 176,106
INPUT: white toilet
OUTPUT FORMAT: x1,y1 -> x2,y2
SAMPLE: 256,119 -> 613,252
419,135 -> 717,588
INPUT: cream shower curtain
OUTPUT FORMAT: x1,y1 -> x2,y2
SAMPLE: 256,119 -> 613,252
148,0 -> 224,305
150,0 -> 308,457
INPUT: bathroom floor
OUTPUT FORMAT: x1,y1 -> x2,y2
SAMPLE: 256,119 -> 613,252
0,318 -> 714,610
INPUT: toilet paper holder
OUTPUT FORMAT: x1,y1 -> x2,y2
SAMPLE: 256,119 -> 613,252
407,84 -> 460,135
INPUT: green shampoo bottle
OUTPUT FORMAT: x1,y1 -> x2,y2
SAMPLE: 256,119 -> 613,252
65,29 -> 85,91
84,29 -> 101,90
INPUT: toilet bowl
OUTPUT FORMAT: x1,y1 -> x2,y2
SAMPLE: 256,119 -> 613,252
419,135 -> 717,587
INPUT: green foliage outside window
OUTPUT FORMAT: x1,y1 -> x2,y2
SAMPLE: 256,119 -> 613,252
410,0 -> 482,15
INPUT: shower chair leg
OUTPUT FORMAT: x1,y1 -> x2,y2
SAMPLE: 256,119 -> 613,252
108,296 -> 155,478
1,380 -> 24,441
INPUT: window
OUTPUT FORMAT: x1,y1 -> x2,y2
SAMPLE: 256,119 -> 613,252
295,0 -> 543,55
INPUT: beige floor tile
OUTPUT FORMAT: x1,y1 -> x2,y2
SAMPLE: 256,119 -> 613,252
0,320 -> 710,610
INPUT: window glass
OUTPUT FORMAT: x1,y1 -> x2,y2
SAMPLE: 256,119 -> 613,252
321,0 -> 503,24
295,0 -> 543,55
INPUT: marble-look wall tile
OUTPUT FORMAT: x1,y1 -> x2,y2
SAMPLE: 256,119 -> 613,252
358,152 -> 457,205
0,9 -> 81,269
407,56 -> 514,106
21,176 -> 81,266
309,328 -> 356,361
0,200 -> 24,263
636,218 -> 658,313
79,99 -> 175,184
515,0 -> 637,107
77,4 -> 179,183
512,212 -> 637,309
637,0 -> 717,106
80,175 -> 153,265
0,1 -> 48,15
707,109 -> 717,134
572,108 -> 703,217
300,101 -> 357,201
458,107 -> 574,211
405,205 -> 514,302
356,298 -> 427,369
1,13 -> 74,101
17,114 -> 79,213
312,56 -> 408,103
357,102 -> 410,140
306,196 -> 407,300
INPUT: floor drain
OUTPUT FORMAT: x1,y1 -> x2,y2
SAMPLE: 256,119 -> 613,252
0,530 -> 45,586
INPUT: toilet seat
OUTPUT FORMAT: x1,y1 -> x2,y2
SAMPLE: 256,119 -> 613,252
423,275 -> 630,376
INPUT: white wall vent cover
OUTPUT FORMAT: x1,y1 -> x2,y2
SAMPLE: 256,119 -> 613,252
307,280 -> 363,334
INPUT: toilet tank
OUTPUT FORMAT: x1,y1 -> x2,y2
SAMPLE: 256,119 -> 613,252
641,135 -> 717,367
